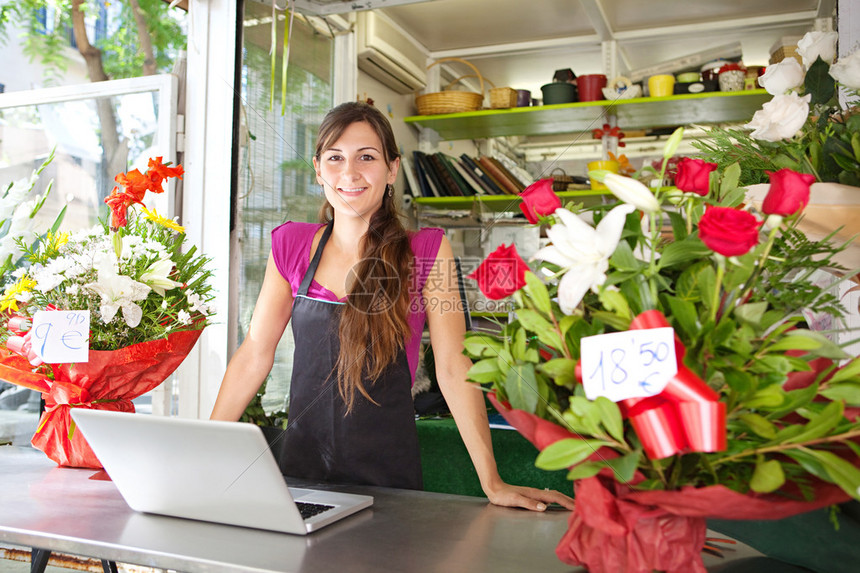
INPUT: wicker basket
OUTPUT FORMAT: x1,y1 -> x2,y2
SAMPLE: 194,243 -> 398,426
415,58 -> 485,115
551,168 -> 575,192
489,87 -> 517,109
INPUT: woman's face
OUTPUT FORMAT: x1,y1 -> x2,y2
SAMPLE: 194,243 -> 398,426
314,121 -> 399,222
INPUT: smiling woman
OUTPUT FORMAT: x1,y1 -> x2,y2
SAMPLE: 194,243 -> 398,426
210,101 -> 576,513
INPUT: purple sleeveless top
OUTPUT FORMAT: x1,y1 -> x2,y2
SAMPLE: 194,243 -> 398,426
271,221 -> 444,383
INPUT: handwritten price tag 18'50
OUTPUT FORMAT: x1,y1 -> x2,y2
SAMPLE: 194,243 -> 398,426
30,310 -> 90,364
580,327 -> 677,402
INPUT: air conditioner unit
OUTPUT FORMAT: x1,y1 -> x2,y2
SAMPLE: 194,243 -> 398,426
356,11 -> 427,94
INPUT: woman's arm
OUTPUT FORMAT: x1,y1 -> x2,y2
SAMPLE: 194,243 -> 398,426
424,236 -> 575,511
210,253 -> 294,421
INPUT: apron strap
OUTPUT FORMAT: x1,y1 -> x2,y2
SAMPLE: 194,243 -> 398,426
297,220 -> 334,297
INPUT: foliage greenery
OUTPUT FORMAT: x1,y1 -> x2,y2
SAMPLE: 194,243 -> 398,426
464,138 -> 860,501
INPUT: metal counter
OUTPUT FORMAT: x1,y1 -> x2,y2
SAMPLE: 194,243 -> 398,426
0,446 -> 762,572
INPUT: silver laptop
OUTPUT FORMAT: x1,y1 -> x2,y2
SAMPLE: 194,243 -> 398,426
70,409 -> 373,535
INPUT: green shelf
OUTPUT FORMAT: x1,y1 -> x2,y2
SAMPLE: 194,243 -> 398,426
412,189 -> 610,212
404,89 -> 770,140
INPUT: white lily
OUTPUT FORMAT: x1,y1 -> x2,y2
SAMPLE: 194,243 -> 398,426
140,257 -> 181,296
84,262 -> 151,328
532,204 -> 635,314
603,173 -> 661,214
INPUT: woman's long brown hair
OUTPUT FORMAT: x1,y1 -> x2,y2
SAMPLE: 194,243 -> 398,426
315,102 -> 413,413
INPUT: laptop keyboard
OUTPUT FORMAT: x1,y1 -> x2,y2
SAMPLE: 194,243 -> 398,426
296,501 -> 335,520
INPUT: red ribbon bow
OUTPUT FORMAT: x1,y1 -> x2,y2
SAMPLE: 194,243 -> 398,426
6,332 -> 42,367
578,310 -> 726,459
592,123 -> 626,147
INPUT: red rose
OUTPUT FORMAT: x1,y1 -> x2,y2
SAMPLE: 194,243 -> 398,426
698,206 -> 761,257
674,158 -> 717,196
519,178 -> 561,224
468,244 -> 528,300
762,169 -> 814,216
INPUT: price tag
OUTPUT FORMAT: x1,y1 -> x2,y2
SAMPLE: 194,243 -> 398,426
30,310 -> 90,364
580,327 -> 677,402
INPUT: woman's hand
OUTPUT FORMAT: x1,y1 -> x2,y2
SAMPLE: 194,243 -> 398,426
485,481 -> 576,512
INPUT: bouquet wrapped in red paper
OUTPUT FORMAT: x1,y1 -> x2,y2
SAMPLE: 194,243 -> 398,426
465,125 -> 860,572
0,157 -> 213,468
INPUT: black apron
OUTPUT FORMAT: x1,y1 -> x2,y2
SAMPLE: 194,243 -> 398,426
278,221 -> 423,490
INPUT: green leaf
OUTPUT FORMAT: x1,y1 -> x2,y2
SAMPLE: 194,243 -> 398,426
821,383 -> 860,406
796,449 -> 860,501
658,239 -> 712,269
719,162 -> 741,197
786,400 -> 844,444
768,330 -> 849,360
462,333 -> 504,358
750,458 -> 786,493
606,451 -> 641,482
751,355 -> 793,376
515,309 -> 564,350
829,357 -> 860,384
805,56 -> 836,105
724,367 -> 755,393
567,396 -> 604,436
466,358 -> 503,384
739,412 -> 777,439
558,314 -> 580,339
593,397 -> 625,443
504,363 -> 541,413
523,271 -> 552,317
566,462 -> 605,480
537,358 -> 578,387
746,385 -> 786,409
535,438 -> 610,470
852,132 -> 860,163
733,301 -> 768,328
590,310 -> 631,332
598,289 -> 632,320
696,264 -> 717,313
664,295 -> 699,340
768,382 -> 820,418
609,240 -> 640,272
511,327 -> 527,362
668,210 -> 688,241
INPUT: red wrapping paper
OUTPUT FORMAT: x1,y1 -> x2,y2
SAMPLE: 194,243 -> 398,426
0,329 -> 202,468
488,392 -> 851,572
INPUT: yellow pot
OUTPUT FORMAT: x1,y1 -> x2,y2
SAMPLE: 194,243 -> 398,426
588,160 -> 620,190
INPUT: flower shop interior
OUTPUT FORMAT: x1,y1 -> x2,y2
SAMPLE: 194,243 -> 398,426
3,0 -> 860,571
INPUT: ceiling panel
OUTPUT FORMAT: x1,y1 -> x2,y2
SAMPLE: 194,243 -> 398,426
605,0 -> 822,33
383,0 -> 592,51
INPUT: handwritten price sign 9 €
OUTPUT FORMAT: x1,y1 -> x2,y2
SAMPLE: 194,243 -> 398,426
30,310 -> 90,364
580,327 -> 677,403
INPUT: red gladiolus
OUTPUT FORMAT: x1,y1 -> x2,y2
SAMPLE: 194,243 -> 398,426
698,206 -> 761,257
674,158 -> 717,196
146,156 -> 185,193
114,169 -> 151,203
519,178 -> 561,224
106,158 -> 185,228
468,244 -> 529,300
105,189 -> 137,228
762,169 -> 814,216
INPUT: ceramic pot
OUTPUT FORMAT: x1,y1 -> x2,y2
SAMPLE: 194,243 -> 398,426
577,74 -> 607,101
541,82 -> 577,105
